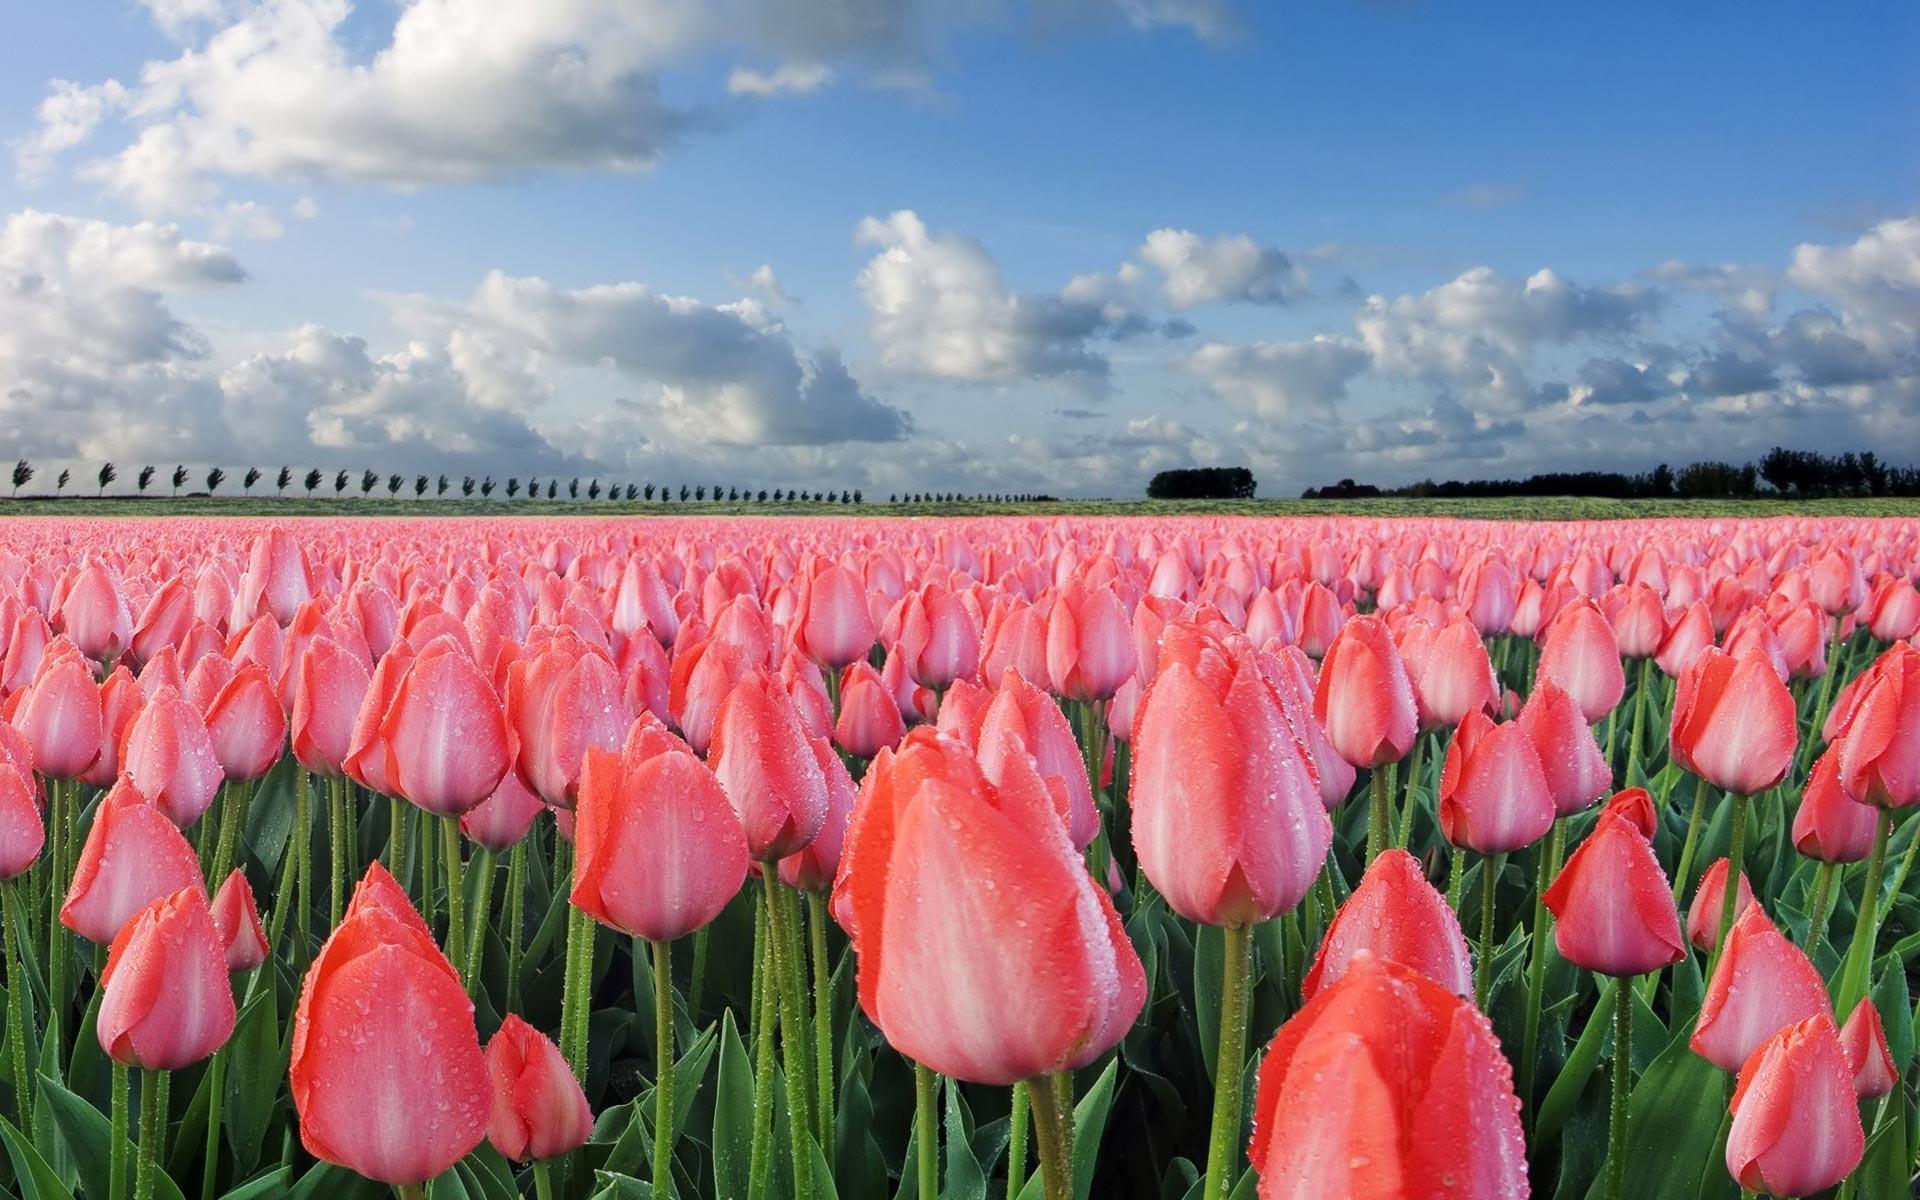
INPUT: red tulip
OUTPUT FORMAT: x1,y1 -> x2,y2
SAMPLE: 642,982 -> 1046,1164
794,561 -> 877,669
1438,710 -> 1554,855
1045,580 -> 1134,702
210,868 -> 269,972
1792,747 -> 1879,862
9,648 -> 103,780
291,863 -> 491,1186
667,638 -> 749,757
1257,645 -> 1354,810
1863,576 -> 1920,642
122,687 -> 224,827
572,739 -> 747,942
61,562 -> 132,662
1691,902 -> 1832,1071
1542,810 -> 1684,977
779,738 -> 855,892
82,664 -> 142,789
980,600 -> 1049,690
1607,584 -> 1667,660
1536,600 -> 1625,723
1313,614 -> 1417,769
1514,681 -> 1609,817
240,528 -> 315,625
834,728 -> 1145,1085
887,584 -> 980,691
97,887 -> 235,1069
460,768 -> 546,853
0,766 -> 43,881
1839,999 -> 1898,1099
1670,647 -> 1798,796
1302,849 -> 1471,1001
1808,549 -> 1866,616
376,638 -> 513,816
291,635 -> 372,776
976,669 -> 1100,851
1601,786 -> 1658,840
342,638 -> 414,797
62,778 -> 207,943
199,661 -> 286,782
833,661 -> 905,759
708,670 -> 829,861
1725,1014 -> 1864,1196
129,577 -> 193,669
1655,601 -> 1716,678
1834,644 -> 1920,807
1131,630 -> 1330,925
505,642 -> 631,807
1400,615 -> 1499,731
484,1014 -> 594,1162
1686,859 -> 1756,952
1248,955 -> 1528,1200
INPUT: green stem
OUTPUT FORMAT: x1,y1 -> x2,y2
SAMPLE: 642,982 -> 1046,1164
396,1186 -> 428,1200
386,794 -> 406,879
1447,845 -> 1465,914
463,846 -> 496,994
1800,627 -> 1847,778
199,1049 -> 226,1200
1805,861 -> 1839,964
746,908 -> 777,1200
1006,1083 -> 1030,1200
652,938 -> 676,1200
418,806 -> 435,934
1837,810 -> 1894,1017
45,778 -> 67,1060
110,1062 -> 128,1200
1715,792 -> 1747,961
559,900 -> 595,1081
329,777 -> 346,927
1520,819 -> 1566,1122
808,892 -> 835,1154
1604,973 -> 1633,1200
1396,734 -> 1425,849
208,779 -> 251,890
1027,1071 -> 1074,1200
531,1162 -> 554,1200
1367,764 -> 1392,866
760,867 -> 814,1199
134,1069 -> 166,1200
1671,784 -> 1710,904
2,881 -> 29,1128
441,817 -> 465,985
505,840 -> 526,1012
1477,852 -> 1505,1008
294,769 -> 311,968
1626,658 -> 1652,780
914,1063 -> 938,1200
1201,924 -> 1252,1200
689,924 -> 710,1019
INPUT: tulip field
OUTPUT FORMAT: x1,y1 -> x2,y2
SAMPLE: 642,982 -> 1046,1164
0,515 -> 1917,1200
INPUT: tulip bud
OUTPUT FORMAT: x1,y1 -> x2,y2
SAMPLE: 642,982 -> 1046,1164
1515,680 -> 1611,816
210,868 -> 269,972
97,887 -> 235,1069
1725,1015 -> 1864,1196
1542,811 -> 1685,977
1691,903 -> 1832,1072
1685,859 -> 1756,952
485,1015 -> 594,1163
1045,580 -> 1133,702
1313,615 -> 1417,769
1834,644 -> 1920,808
833,661 -> 905,759
1536,600 -> 1625,724
1839,999 -> 1898,1100
62,778 -> 207,944
0,767 -> 44,881
1670,648 -> 1798,796
1302,850 -> 1472,1001
1438,711 -> 1554,855
709,670 -> 829,861
1792,747 -> 1879,863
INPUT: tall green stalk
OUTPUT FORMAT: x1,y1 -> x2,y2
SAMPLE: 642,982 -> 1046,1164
1366,765 -> 1392,866
441,816 -> 465,985
134,1069 -> 167,1200
1714,792 -> 1748,960
1027,1072 -> 1074,1200
1396,733 -> 1425,849
207,778 -> 251,889
1007,1082 -> 1030,1200
1625,658 -> 1653,780
1477,852 -> 1505,1008
1201,923 -> 1252,1200
559,901 -> 596,1080
110,1063 -> 128,1200
746,907 -> 776,1200
199,1049 -> 226,1200
1671,784 -> 1711,904
914,1063 -> 938,1200
45,777 -> 68,1059
504,840 -> 526,1011
1520,819 -> 1566,1119
652,938 -> 676,1200
293,769 -> 311,968
807,892 -> 835,1153
1603,974 -> 1633,1200
463,846 -> 496,992
1804,860 -> 1839,963
1837,810 -> 1894,1017
329,776 -> 347,927
760,867 -> 814,1199
2,880 -> 28,1128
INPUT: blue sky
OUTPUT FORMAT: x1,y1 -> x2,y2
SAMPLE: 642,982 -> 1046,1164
1,1 -> 1915,496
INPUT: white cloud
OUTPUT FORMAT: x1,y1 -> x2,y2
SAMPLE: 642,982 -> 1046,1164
1136,228 -> 1302,309
1646,260 -> 1775,316
1787,216 -> 1920,332
727,63 -> 833,97
13,80 -> 129,178
210,201 -> 285,241
1184,337 -> 1370,421
729,264 -> 795,307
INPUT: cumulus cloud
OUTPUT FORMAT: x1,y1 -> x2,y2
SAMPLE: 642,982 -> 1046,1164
1646,260 -> 1775,316
1787,215 -> 1920,332
1183,337 -> 1370,421
1136,229 -> 1302,308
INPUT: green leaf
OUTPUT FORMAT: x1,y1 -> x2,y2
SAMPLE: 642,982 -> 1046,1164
1594,1030 -> 1730,1200
941,1078 -> 986,1200
216,1168 -> 291,1200
589,1172 -> 652,1199
0,1114 -> 74,1200
1536,977 -> 1616,1146
224,983 -> 283,1176
710,1009 -> 754,1200
1853,1090 -> 1910,1200
35,1072 -> 187,1200
286,1163 -> 389,1200
1015,1062 -> 1119,1200
1194,925 -> 1224,1084
1869,961 -> 1912,1076
242,756 -> 299,875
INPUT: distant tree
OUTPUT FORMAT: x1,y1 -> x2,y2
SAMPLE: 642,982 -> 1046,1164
481,477 -> 496,498
1147,467 -> 1257,500
758,489 -> 768,502
57,469 -> 70,494
588,479 -> 602,500
568,478 -> 580,500
853,489 -> 863,503
625,484 -> 638,500
171,464 -> 189,496
277,466 -> 293,495
305,468 -> 323,497
546,480 -> 557,499
507,478 -> 522,499
137,466 -> 155,494
334,470 -> 349,496
386,474 -> 403,497
461,476 -> 476,497
679,484 -> 690,501
773,488 -> 785,502
360,469 -> 378,496
527,477 -> 539,499
97,463 -> 117,495
413,474 -> 429,497
643,483 -> 656,501
436,474 -> 450,497
694,485 -> 706,501
206,467 -> 225,493
888,494 -> 896,503
10,460 -> 32,497
243,467 -> 262,495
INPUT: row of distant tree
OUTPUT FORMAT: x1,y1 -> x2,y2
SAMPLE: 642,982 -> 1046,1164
1302,448 -> 1920,500
5,460 -> 1055,507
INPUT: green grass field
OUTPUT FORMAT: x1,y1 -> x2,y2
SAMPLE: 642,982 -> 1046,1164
0,494 -> 1916,520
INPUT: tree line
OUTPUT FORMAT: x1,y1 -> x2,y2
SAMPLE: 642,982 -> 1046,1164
1302,447 -> 1920,500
